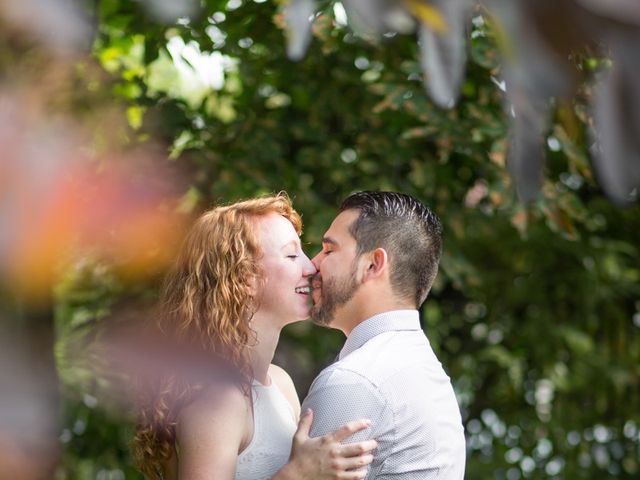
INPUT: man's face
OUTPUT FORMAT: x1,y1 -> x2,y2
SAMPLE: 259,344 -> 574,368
310,210 -> 361,326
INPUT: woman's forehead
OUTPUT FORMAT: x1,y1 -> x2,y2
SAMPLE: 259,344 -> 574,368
256,213 -> 299,251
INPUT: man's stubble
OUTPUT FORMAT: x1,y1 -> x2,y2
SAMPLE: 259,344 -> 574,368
310,263 -> 360,327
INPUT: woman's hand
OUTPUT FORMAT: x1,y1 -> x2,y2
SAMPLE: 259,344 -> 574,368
276,409 -> 377,480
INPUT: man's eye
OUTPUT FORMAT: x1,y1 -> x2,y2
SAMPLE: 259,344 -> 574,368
324,250 -> 332,255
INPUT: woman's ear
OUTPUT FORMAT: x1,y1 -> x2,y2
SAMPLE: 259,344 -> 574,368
361,248 -> 388,282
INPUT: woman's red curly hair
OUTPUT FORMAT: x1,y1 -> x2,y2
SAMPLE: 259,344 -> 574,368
131,193 -> 302,479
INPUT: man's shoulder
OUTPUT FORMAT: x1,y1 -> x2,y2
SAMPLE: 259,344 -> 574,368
311,360 -> 379,390
306,361 -> 388,413
337,329 -> 432,381
302,360 -> 391,440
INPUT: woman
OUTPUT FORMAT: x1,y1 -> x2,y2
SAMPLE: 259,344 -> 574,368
132,194 -> 376,479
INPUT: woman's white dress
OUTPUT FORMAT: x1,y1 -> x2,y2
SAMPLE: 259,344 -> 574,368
235,380 -> 297,480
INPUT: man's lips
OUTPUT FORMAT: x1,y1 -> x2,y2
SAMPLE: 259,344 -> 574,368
308,275 -> 322,303
310,283 -> 321,303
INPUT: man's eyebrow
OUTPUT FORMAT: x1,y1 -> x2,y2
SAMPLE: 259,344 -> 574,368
322,236 -> 338,246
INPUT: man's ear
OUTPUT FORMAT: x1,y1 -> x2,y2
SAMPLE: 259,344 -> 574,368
361,248 -> 388,282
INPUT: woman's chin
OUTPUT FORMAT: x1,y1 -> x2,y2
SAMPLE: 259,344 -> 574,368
292,310 -> 312,323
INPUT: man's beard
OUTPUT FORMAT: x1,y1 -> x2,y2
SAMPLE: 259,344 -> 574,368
310,267 -> 360,327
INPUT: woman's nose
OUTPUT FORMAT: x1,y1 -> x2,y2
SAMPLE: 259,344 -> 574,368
302,254 -> 317,277
311,251 -> 322,271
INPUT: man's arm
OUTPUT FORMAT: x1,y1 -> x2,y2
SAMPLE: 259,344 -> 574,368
273,411 -> 377,480
302,367 -> 393,477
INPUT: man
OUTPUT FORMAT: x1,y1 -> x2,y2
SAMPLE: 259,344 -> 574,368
302,191 -> 466,479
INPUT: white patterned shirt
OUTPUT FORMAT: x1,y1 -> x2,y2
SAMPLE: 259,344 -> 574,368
302,310 -> 466,479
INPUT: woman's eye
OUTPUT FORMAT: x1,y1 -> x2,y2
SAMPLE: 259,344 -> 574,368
287,255 -> 299,259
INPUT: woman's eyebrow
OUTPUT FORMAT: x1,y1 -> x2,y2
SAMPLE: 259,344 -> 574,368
281,239 -> 300,250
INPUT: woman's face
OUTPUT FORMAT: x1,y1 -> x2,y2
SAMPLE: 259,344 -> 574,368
255,213 -> 316,324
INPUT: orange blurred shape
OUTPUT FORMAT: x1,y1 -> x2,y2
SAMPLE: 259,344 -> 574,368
15,162 -> 184,289
0,97 -> 187,297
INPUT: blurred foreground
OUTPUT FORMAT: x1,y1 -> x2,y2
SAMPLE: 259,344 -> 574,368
0,1 -> 639,479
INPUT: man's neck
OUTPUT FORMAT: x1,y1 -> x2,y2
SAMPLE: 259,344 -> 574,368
336,304 -> 416,336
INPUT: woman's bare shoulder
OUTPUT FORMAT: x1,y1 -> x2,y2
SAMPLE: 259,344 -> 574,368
177,382 -> 249,442
268,364 -> 293,386
178,382 -> 249,427
175,382 -> 251,478
268,364 -> 301,418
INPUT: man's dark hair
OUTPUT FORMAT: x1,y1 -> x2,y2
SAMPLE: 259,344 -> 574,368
340,191 -> 442,307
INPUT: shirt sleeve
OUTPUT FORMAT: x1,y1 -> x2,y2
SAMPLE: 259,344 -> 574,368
301,366 -> 394,479
302,366 -> 390,441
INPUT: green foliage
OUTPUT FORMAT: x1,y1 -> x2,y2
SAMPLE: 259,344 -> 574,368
50,1 -> 640,479
54,258 -> 139,479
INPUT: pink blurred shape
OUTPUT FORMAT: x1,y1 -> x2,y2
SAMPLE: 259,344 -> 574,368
0,333 -> 59,480
0,0 -> 91,53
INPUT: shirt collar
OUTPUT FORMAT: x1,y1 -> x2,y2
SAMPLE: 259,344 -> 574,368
339,310 -> 421,360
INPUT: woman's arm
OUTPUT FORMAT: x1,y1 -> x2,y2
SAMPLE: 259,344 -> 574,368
176,384 -> 251,480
